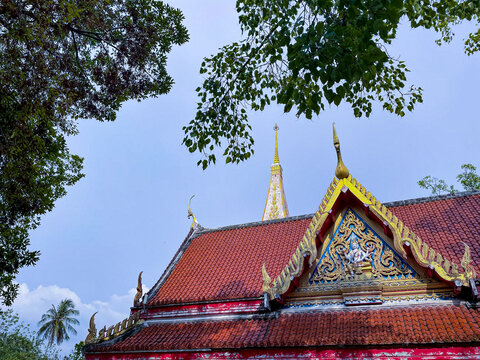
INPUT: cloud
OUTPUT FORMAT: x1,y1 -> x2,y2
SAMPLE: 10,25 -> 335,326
4,282 -> 149,355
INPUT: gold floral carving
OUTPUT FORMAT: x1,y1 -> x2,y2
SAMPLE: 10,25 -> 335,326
311,209 -> 412,283
269,184 -> 279,220
261,175 -> 477,301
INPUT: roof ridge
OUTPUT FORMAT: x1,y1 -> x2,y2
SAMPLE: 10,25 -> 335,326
190,191 -> 480,235
194,213 -> 314,235
384,190 -> 480,208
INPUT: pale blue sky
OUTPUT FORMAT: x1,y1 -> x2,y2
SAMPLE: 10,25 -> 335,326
8,0 -> 480,354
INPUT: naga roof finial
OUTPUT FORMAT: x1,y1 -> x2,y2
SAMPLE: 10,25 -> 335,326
461,242 -> 476,280
188,195 -> 197,228
273,124 -> 280,164
133,271 -> 143,306
333,122 -> 349,179
85,312 -> 98,344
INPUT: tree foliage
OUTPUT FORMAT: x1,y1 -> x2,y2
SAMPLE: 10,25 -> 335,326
418,163 -> 480,195
0,0 -> 188,305
64,341 -> 85,360
456,163 -> 480,191
0,309 -> 58,360
0,98 -> 83,306
184,0 -> 480,168
417,175 -> 456,195
37,299 -> 80,347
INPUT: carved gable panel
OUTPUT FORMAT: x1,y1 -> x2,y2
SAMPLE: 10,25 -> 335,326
287,208 -> 453,307
309,208 -> 415,284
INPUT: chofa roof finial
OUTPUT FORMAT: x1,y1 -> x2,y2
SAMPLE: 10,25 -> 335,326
188,195 -> 197,228
133,271 -> 143,307
85,312 -> 98,343
333,123 -> 349,179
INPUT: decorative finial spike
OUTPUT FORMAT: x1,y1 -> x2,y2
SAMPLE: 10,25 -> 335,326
188,195 -> 197,228
133,271 -> 143,306
262,125 -> 289,221
273,124 -> 280,164
85,312 -> 98,343
332,123 -> 349,179
461,241 -> 476,279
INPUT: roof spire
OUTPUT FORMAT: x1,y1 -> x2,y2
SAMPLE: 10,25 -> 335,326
333,123 -> 349,179
262,125 -> 289,221
273,124 -> 280,164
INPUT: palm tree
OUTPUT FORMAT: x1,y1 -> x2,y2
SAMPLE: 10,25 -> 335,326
38,299 -> 80,346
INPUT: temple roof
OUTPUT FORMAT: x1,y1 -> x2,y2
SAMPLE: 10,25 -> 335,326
146,190 -> 480,306
91,304 -> 480,352
147,216 -> 312,305
84,124 -> 480,357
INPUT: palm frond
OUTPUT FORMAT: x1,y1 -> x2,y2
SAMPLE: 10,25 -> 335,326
37,298 -> 80,346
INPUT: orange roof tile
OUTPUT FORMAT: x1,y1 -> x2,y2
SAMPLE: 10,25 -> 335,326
147,192 -> 480,305
98,305 -> 480,352
149,216 -> 312,305
389,193 -> 480,275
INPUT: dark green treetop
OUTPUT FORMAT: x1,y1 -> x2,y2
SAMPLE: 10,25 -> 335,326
0,0 -> 188,305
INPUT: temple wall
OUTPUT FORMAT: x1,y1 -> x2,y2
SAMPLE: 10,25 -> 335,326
86,346 -> 480,360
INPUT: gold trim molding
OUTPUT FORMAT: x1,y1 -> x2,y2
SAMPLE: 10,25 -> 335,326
85,311 -> 144,344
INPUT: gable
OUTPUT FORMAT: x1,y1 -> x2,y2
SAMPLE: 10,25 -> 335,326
262,176 -> 479,306
309,208 -> 417,284
287,206 -> 452,307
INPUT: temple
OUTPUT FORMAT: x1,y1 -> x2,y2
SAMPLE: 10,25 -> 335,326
84,125 -> 480,359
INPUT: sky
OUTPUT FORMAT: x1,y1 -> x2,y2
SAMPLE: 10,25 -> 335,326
6,0 -> 480,355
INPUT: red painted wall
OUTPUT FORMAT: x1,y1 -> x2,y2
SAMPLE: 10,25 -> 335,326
86,346 -> 480,360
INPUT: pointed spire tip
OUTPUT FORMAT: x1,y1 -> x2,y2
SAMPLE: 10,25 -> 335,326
273,124 -> 279,164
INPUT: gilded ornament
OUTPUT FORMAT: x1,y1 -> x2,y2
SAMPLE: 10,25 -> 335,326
133,271 -> 143,306
262,172 -> 476,302
332,123 -> 349,179
89,312 -> 144,344
461,241 -> 476,280
85,312 -> 97,344
262,263 -> 272,293
97,326 -> 106,341
310,209 -> 413,284
188,195 -> 197,228
269,184 -> 279,219
273,124 -> 280,164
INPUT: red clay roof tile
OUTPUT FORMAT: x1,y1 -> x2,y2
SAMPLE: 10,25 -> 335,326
147,193 -> 480,305
98,305 -> 480,352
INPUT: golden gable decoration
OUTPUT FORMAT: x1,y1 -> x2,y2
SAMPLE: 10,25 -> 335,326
309,208 -> 414,284
262,175 -> 476,302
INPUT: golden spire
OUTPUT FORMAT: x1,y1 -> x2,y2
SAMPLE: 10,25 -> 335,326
262,124 -> 289,221
333,123 -> 349,179
273,124 -> 280,164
